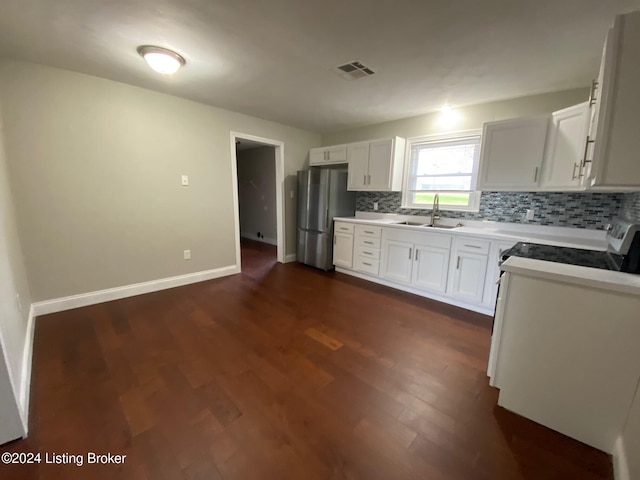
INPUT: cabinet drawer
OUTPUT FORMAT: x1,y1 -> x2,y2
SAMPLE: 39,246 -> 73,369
355,225 -> 382,238
355,246 -> 381,260
354,257 -> 380,275
357,236 -> 381,249
455,237 -> 490,255
335,222 -> 355,234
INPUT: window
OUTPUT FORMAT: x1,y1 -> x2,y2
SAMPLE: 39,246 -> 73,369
403,132 -> 482,211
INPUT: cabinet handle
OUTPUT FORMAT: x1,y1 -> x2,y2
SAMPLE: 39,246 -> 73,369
456,256 -> 461,269
533,166 -> 539,182
363,174 -> 366,185
364,230 -> 374,234
363,251 -> 372,255
415,249 -> 419,261
334,235 -> 336,245
363,262 -> 372,266
572,163 -> 579,180
588,79 -> 598,106
464,244 -> 482,249
368,174 -> 371,185
581,136 -> 595,168
364,240 -> 373,245
409,248 -> 412,259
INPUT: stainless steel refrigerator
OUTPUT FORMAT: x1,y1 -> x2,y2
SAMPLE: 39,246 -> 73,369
297,168 -> 356,270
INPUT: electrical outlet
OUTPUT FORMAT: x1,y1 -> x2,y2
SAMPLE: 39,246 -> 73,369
526,209 -> 535,221
183,249 -> 191,260
373,201 -> 379,211
181,175 -> 189,186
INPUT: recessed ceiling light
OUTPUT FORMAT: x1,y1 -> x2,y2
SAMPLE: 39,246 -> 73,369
137,45 -> 185,75
439,104 -> 453,113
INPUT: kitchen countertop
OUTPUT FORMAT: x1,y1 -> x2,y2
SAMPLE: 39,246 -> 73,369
334,213 -> 608,250
500,256 -> 640,296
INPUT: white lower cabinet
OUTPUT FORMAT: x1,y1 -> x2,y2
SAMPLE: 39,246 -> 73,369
448,237 -> 490,304
381,239 -> 413,283
412,243 -> 450,293
353,225 -> 382,276
334,221 -> 507,315
333,222 -> 354,268
381,229 -> 452,292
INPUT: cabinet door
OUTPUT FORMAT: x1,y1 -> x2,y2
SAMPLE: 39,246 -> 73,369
543,102 -> 589,189
309,148 -> 326,166
347,142 -> 369,190
589,12 -> 640,188
381,240 -> 413,284
478,117 -> 549,190
450,251 -> 488,303
333,233 -> 354,268
367,139 -> 394,191
326,145 -> 347,163
412,244 -> 450,293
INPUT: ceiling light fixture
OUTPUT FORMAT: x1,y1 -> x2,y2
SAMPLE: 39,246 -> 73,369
137,45 -> 185,75
439,104 -> 453,113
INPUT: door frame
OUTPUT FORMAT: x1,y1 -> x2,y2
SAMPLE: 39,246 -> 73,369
230,132 -> 285,267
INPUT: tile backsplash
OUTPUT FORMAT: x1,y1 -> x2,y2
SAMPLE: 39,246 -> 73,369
356,191 -> 630,230
622,191 -> 640,222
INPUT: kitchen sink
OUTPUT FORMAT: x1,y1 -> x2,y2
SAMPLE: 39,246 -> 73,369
427,224 -> 459,229
396,221 -> 428,226
394,221 -> 461,229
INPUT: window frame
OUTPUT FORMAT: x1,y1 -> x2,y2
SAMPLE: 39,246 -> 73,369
401,130 -> 483,212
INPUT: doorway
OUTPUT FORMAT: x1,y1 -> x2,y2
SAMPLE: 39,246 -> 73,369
230,132 -> 285,270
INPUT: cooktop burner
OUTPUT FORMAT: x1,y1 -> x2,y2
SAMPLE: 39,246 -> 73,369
501,243 -> 624,271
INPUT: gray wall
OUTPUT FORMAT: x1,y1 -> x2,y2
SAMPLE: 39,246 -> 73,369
0,59 -> 320,302
237,146 -> 277,244
321,89 -> 589,145
0,96 -> 32,429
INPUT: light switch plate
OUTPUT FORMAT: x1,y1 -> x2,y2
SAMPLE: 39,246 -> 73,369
181,175 -> 189,186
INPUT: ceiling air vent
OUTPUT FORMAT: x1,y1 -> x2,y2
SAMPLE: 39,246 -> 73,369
334,61 -> 375,80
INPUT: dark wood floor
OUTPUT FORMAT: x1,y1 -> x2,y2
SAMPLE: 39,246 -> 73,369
2,239 -> 612,479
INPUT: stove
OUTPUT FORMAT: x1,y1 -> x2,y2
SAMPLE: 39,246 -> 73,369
501,218 -> 640,273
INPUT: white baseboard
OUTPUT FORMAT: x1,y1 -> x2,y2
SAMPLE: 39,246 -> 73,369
19,305 -> 36,436
240,233 -> 277,246
613,436 -> 630,480
284,253 -> 297,263
32,265 -> 240,316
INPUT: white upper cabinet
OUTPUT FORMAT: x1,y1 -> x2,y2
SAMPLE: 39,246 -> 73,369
347,142 -> 370,190
584,11 -> 640,189
542,102 -> 590,190
477,116 -> 549,191
347,137 -> 406,192
309,144 -> 348,166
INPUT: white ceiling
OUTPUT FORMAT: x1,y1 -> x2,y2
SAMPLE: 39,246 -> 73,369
1,0 -> 639,133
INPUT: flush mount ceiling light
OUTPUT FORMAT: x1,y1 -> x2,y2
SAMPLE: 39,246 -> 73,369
137,45 -> 185,75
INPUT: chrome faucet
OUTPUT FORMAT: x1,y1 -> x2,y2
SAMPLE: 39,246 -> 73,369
431,193 -> 440,226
